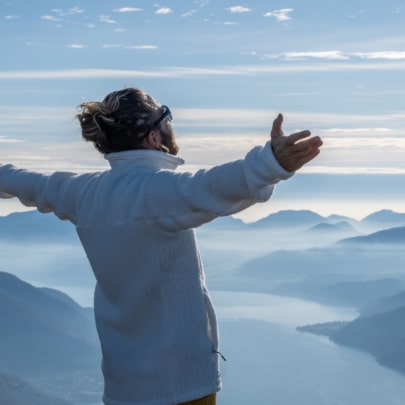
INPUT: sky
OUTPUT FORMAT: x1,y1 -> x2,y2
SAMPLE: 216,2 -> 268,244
0,0 -> 404,221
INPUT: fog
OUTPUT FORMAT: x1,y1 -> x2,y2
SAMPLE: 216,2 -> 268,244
1,209 -> 405,404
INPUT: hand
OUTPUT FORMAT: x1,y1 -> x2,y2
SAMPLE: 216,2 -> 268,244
270,113 -> 323,172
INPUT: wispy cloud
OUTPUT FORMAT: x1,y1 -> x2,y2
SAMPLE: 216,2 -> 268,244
41,15 -> 62,22
67,44 -> 87,49
1,106 -> 404,175
182,0 -> 210,17
99,15 -> 117,24
1,61 -> 405,81
266,51 -> 349,61
125,45 -> 158,50
182,9 -> 198,18
227,6 -> 252,13
155,8 -> 173,15
353,51 -> 405,60
264,8 -> 294,21
102,44 -> 122,49
0,136 -> 23,144
51,7 -> 85,17
4,15 -> 19,20
113,7 -> 143,13
262,51 -> 405,62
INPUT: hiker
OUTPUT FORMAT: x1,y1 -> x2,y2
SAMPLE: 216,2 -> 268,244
0,87 -> 322,405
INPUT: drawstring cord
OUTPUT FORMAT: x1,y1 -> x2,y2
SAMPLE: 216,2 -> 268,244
213,351 -> 227,361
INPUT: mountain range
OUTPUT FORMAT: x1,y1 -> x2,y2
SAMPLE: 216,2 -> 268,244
0,271 -> 102,403
1,208 -> 404,400
297,295 -> 405,376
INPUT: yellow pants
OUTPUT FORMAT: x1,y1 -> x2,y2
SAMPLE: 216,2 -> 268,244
178,393 -> 216,405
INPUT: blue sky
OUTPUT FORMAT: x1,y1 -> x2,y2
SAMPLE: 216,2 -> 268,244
1,0 -> 404,220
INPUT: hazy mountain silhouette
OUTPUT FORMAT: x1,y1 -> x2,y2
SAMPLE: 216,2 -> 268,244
249,209 -> 324,229
0,373 -> 73,405
0,272 -> 102,402
297,284 -> 405,377
362,209 -> 405,227
230,220 -> 405,308
1,208 -> 405,402
0,271 -> 99,374
327,214 -> 359,224
0,210 -> 77,243
337,226 -> 405,246
307,220 -> 357,233
361,290 -> 405,318
331,305 -> 405,374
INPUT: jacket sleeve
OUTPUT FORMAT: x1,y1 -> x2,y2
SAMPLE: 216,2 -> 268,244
151,141 -> 294,231
0,164 -> 82,223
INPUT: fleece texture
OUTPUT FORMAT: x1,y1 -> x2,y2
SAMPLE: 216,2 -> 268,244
0,142 -> 293,405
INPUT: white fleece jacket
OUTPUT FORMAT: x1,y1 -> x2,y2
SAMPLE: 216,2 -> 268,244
0,142 -> 293,405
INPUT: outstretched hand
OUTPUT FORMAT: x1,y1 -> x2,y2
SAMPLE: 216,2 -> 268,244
270,113 -> 323,172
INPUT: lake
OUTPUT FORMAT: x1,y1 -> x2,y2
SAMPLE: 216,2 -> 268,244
212,291 -> 405,405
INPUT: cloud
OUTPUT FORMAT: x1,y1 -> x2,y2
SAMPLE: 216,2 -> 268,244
51,7 -> 85,17
262,51 -> 405,62
99,15 -> 117,24
352,51 -> 405,60
41,15 -> 62,22
125,45 -> 158,50
102,44 -> 122,49
264,8 -> 294,21
183,0 -> 210,17
4,15 -> 19,20
2,59 -> 405,82
227,6 -> 252,13
224,22 -> 238,26
268,51 -> 349,61
0,136 -> 23,144
155,8 -> 173,15
113,7 -> 143,13
2,105 -> 405,176
182,9 -> 198,18
67,44 -> 87,49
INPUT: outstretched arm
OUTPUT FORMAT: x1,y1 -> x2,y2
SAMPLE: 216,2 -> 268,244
270,113 -> 323,172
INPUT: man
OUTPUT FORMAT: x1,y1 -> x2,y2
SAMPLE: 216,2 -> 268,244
0,87 -> 322,405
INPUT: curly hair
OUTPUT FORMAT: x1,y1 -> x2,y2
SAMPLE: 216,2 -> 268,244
76,88 -> 161,154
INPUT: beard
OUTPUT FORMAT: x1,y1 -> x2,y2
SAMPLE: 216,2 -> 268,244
160,125 -> 179,155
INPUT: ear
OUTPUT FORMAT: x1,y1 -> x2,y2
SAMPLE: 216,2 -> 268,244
144,130 -> 160,150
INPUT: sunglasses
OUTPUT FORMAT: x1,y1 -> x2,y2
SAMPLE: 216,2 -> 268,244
151,105 -> 172,130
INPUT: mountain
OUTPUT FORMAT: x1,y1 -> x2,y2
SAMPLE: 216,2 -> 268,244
331,305 -> 405,375
361,290 -> 405,318
297,303 -> 405,376
0,373 -> 73,405
0,271 -> 99,374
361,210 -> 405,229
229,222 -> 405,308
327,214 -> 359,225
0,210 -> 78,243
307,220 -> 356,233
272,278 -> 405,308
338,226 -> 405,246
249,210 -> 325,229
0,272 -> 102,402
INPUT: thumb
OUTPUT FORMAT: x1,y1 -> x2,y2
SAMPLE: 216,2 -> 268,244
271,113 -> 284,139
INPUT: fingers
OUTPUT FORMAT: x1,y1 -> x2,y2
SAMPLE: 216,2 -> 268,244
269,114 -> 323,171
289,135 -> 323,152
270,113 -> 284,138
287,130 -> 312,145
